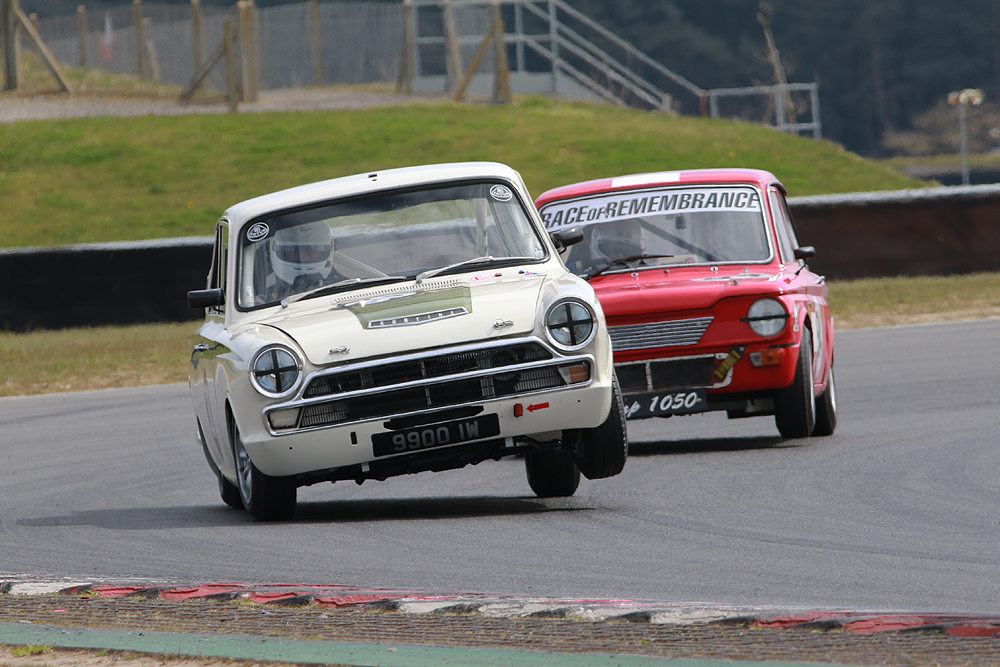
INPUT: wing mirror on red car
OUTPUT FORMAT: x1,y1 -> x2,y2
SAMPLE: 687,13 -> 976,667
794,246 -> 816,260
188,288 -> 225,308
550,227 -> 584,252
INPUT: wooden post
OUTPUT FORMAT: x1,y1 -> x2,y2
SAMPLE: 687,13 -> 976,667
1,0 -> 16,90
191,0 -> 204,72
442,0 -> 462,94
224,18 -> 237,112
133,0 -> 144,79
14,5 -> 71,91
396,0 -> 415,93
238,0 -> 259,102
310,0 -> 321,86
142,16 -> 159,81
490,1 -> 511,104
76,5 -> 86,67
453,26 -> 491,102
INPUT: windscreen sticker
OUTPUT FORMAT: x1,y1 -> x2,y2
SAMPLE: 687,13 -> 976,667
539,187 -> 762,230
490,185 -> 513,201
246,222 -> 270,242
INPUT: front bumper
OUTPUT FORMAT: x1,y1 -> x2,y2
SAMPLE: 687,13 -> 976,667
235,337 -> 614,477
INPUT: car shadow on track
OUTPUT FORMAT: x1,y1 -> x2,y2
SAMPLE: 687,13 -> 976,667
627,435 -> 795,456
293,495 -> 590,523
17,496 -> 588,529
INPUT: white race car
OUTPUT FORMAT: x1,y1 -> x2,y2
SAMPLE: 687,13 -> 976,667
188,162 -> 627,520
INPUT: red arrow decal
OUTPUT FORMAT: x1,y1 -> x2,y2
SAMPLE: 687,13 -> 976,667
527,402 -> 549,412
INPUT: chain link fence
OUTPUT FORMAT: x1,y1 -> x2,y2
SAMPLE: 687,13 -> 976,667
33,1 -> 403,93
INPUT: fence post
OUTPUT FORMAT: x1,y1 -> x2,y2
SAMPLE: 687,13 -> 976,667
396,0 -> 415,93
442,0 -> 462,93
224,18 -> 238,112
133,0 -> 144,78
142,16 -> 159,81
310,0 -> 321,86
191,0 -> 203,72
238,0 -> 259,102
490,1 -> 511,104
0,0 -> 15,90
76,5 -> 86,66
547,0 -> 557,95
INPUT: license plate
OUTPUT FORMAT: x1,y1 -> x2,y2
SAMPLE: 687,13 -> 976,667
623,389 -> 707,419
372,414 -> 501,457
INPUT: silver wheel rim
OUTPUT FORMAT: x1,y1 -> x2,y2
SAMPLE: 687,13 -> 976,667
828,368 -> 837,412
234,430 -> 253,506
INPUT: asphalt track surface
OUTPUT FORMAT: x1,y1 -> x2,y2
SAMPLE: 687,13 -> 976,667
2,319 -> 999,616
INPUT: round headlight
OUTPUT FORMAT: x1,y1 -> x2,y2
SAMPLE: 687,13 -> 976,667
745,298 -> 789,337
250,345 -> 302,398
546,299 -> 597,349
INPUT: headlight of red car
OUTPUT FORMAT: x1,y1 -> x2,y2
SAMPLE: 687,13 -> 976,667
744,298 -> 790,338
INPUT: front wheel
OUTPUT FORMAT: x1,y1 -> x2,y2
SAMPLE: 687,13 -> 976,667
574,376 -> 628,480
812,367 -> 837,436
232,423 -> 297,521
525,448 -> 580,498
774,327 -> 816,438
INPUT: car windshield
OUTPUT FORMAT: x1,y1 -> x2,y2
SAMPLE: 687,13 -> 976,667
237,181 -> 547,308
539,185 -> 772,277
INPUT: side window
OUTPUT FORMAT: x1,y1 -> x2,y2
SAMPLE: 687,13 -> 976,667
768,186 -> 799,264
209,222 -> 229,297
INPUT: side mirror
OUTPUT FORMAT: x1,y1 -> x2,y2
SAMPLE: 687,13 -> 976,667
793,246 -> 816,260
188,288 -> 225,309
550,227 -> 584,252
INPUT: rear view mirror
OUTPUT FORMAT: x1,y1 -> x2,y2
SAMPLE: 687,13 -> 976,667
188,288 -> 225,308
794,246 -> 816,260
550,227 -> 584,252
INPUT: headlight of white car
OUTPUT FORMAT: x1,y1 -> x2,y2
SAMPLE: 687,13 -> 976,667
249,345 -> 303,398
545,298 -> 597,350
745,298 -> 789,338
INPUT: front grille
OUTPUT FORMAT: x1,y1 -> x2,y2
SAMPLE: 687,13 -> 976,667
298,363 -> 582,429
608,317 -> 713,351
304,343 -> 552,399
617,356 -> 718,393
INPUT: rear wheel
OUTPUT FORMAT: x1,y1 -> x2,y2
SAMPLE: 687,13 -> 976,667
574,376 -> 628,480
232,423 -> 297,521
774,327 -> 816,438
812,367 -> 838,436
525,448 -> 580,498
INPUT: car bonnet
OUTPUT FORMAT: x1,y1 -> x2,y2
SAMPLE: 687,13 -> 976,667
254,274 -> 550,367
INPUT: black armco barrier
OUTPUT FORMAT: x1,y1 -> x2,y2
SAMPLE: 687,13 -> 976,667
0,237 -> 212,332
3,184 -> 1000,331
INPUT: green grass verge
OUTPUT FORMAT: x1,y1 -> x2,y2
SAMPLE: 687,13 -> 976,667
1,95 -> 924,248
2,273 -> 996,398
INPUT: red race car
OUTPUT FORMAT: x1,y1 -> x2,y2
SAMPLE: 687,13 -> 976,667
535,169 -> 835,438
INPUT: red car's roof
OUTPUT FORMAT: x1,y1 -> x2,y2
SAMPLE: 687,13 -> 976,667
534,168 -> 780,208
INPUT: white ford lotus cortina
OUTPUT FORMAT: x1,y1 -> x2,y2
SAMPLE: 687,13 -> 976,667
188,162 -> 627,520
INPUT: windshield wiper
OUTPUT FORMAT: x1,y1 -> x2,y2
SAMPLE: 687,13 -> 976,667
584,254 -> 675,280
415,255 -> 538,284
280,276 -> 411,308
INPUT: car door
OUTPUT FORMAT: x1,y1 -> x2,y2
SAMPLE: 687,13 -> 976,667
191,221 -> 230,470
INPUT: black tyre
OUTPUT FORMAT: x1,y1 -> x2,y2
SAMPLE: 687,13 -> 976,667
574,376 -> 628,480
812,367 -> 838,436
198,418 -> 242,509
525,448 -> 580,498
219,474 -> 243,510
232,422 -> 297,521
774,327 -> 816,438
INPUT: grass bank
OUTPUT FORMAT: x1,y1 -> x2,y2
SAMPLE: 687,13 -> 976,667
1,98 -> 924,249
2,273 -> 996,398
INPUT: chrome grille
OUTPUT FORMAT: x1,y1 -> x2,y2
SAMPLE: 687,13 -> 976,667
297,363 -> 585,429
608,317 -> 713,351
304,343 -> 552,399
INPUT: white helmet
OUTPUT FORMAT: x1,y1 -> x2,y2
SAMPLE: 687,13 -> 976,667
590,219 -> 643,261
271,221 -> 334,287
